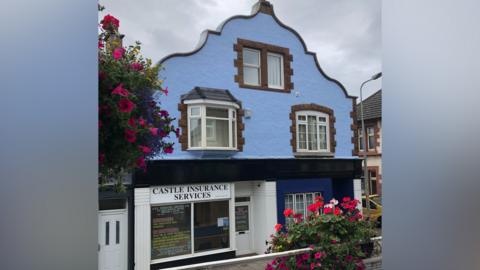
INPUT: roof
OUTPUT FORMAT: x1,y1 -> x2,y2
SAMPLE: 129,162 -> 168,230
357,89 -> 381,120
181,87 -> 241,105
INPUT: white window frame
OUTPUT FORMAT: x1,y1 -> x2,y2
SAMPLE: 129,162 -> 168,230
295,110 -> 330,153
242,48 -> 261,86
367,127 -> 375,150
284,192 -> 322,225
185,100 -> 239,150
267,52 -> 284,89
358,128 -> 364,151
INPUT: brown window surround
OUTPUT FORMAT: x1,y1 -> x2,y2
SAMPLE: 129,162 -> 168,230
289,103 -> 336,156
234,38 -> 293,93
357,122 -> 380,156
177,103 -> 245,152
366,166 -> 381,196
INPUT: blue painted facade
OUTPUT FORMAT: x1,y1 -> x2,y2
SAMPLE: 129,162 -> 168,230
154,2 -> 358,226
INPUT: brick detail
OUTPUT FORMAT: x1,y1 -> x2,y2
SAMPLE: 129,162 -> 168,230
290,104 -> 336,154
351,98 -> 359,156
234,38 -> 293,93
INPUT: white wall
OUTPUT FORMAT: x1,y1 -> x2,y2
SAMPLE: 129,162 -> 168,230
252,181 -> 277,255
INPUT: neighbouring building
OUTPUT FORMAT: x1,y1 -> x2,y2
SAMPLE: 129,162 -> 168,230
357,89 -> 382,196
98,1 -> 363,270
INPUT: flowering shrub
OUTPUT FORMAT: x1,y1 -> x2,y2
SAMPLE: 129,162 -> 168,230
266,196 -> 373,270
98,9 -> 177,189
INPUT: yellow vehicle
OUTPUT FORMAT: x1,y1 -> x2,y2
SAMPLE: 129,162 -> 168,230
362,195 -> 382,227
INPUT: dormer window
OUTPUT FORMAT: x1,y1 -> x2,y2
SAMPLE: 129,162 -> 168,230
178,87 -> 245,152
235,39 -> 293,93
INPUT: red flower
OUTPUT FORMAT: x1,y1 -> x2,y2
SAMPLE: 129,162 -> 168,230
130,62 -> 143,71
99,153 -> 105,164
164,145 -> 173,154
118,98 -> 135,113
138,145 -> 151,154
101,14 -> 120,30
323,207 -> 333,214
124,129 -> 136,143
315,200 -> 324,209
128,118 -> 137,128
112,84 -> 130,97
334,208 -> 342,216
315,195 -> 323,202
342,197 -> 351,202
274,223 -> 282,232
314,252 -> 323,259
293,213 -> 303,221
283,208 -> 293,218
98,40 -> 104,49
307,203 -> 319,212
113,47 -> 125,60
149,128 -> 158,136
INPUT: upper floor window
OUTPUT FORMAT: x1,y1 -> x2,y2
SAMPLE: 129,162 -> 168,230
290,104 -> 336,155
358,128 -> 364,151
235,39 -> 293,93
178,87 -> 245,152
296,111 -> 329,152
188,104 -> 237,150
367,127 -> 375,150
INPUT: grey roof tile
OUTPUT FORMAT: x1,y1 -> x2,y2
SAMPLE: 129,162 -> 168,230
357,89 -> 381,120
181,87 -> 241,105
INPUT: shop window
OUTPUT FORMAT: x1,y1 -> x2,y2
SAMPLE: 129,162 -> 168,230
150,201 -> 230,261
187,105 -> 237,150
194,201 -> 230,252
234,38 -> 293,93
284,192 -> 322,225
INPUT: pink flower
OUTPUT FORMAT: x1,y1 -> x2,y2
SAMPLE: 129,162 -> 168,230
307,203 -> 319,212
342,197 -> 351,202
118,98 -> 135,113
314,252 -> 322,259
274,223 -> 282,232
164,145 -> 173,154
128,118 -> 136,128
159,110 -> 169,117
283,208 -> 293,218
138,117 -> 146,127
323,207 -> 333,214
175,128 -> 180,138
136,156 -> 146,170
149,128 -> 158,136
112,84 -> 130,97
302,253 -> 310,260
138,145 -> 151,154
113,47 -> 125,60
310,262 -> 315,270
130,62 -> 143,71
98,40 -> 104,49
159,130 -> 167,138
124,129 -> 136,143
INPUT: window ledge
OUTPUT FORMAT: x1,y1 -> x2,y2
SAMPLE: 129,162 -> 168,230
294,152 -> 334,158
239,83 -> 290,93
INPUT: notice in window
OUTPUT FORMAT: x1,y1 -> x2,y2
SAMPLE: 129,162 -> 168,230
151,204 -> 191,260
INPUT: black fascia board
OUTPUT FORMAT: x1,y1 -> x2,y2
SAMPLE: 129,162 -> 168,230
134,158 -> 362,187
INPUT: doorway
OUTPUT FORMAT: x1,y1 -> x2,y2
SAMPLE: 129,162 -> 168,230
235,197 -> 253,255
98,209 -> 127,270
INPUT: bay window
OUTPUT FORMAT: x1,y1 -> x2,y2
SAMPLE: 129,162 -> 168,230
187,103 -> 238,150
296,111 -> 329,152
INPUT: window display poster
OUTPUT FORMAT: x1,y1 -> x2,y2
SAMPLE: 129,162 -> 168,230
151,204 -> 191,260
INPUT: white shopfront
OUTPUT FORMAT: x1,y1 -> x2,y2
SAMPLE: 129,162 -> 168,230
133,181 -> 277,270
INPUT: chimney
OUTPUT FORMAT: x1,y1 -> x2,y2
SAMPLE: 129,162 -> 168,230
251,0 -> 274,16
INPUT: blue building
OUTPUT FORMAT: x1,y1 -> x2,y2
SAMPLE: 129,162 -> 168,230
128,1 -> 362,269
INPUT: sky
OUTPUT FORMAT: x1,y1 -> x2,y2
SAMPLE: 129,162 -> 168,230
100,0 -> 381,99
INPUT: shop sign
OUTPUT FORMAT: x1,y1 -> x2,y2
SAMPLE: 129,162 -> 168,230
150,183 -> 231,204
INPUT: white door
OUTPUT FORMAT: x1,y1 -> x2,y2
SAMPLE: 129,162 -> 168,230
235,199 -> 253,255
99,210 -> 127,270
